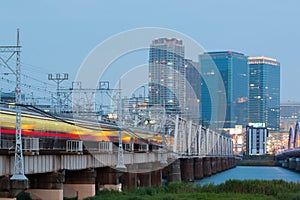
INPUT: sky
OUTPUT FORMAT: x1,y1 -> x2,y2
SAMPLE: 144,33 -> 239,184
0,0 -> 300,102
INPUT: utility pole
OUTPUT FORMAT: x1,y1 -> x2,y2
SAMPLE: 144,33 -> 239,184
48,73 -> 68,114
116,80 -> 126,170
0,29 -> 27,181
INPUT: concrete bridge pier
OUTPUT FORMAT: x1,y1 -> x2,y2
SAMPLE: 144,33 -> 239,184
180,158 -> 194,182
163,159 -> 181,183
211,157 -> 217,174
96,167 -> 120,187
203,157 -> 212,177
194,158 -> 203,180
228,158 -> 232,169
27,172 -> 65,200
137,172 -> 151,187
122,172 -> 138,190
121,170 -> 162,189
231,157 -> 236,168
216,157 -> 222,172
122,162 -> 162,189
281,160 -> 288,168
64,169 -> 96,200
225,157 -> 229,170
150,170 -> 162,187
289,158 -> 296,170
135,170 -> 162,187
0,176 -> 28,199
296,158 -> 300,171
221,158 -> 227,171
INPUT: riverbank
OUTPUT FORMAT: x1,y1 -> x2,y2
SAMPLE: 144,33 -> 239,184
237,155 -> 277,166
237,159 -> 276,166
84,180 -> 300,200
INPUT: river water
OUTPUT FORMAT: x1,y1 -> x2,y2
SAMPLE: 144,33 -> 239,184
196,166 -> 300,185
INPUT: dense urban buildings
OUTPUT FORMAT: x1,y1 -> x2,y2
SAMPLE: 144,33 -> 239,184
148,38 -> 185,114
275,102 -> 300,151
248,56 -> 280,131
280,102 -> 300,131
199,51 -> 249,129
280,102 -> 300,120
148,38 -> 282,155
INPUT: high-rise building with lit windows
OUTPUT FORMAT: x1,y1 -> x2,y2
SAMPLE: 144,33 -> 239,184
148,38 -> 185,113
199,51 -> 249,128
248,56 -> 280,131
185,59 -> 201,121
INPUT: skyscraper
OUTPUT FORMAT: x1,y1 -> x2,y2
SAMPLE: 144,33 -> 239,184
199,51 -> 249,128
185,59 -> 201,121
148,38 -> 185,114
248,56 -> 280,131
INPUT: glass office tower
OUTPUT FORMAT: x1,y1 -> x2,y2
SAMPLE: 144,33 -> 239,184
248,56 -> 280,131
148,38 -> 185,114
199,51 -> 249,128
185,59 -> 201,122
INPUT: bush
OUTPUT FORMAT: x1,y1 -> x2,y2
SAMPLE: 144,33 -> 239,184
165,181 -> 194,194
86,180 -> 300,200
276,192 -> 300,200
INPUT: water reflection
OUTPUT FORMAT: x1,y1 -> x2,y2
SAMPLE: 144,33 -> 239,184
196,166 -> 300,185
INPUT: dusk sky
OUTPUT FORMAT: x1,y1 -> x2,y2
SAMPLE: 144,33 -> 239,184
1,0 -> 299,102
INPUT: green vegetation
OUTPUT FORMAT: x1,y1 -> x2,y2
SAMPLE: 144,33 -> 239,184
85,180 -> 300,200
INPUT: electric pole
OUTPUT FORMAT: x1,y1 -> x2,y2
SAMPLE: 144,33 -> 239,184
48,73 -> 68,114
0,29 -> 27,181
116,80 -> 126,170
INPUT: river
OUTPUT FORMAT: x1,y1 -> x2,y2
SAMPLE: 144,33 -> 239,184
196,166 -> 300,185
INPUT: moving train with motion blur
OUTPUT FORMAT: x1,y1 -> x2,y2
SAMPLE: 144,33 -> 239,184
0,107 -> 164,153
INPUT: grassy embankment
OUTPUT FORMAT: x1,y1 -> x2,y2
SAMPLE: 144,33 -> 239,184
84,180 -> 300,200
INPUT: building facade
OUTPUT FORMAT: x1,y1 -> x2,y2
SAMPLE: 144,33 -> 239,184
248,56 -> 280,131
148,38 -> 185,114
280,102 -> 300,120
246,124 -> 268,155
199,51 -> 249,128
184,59 -> 201,122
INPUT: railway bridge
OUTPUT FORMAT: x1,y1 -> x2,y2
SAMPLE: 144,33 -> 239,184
0,108 -> 235,200
275,122 -> 300,171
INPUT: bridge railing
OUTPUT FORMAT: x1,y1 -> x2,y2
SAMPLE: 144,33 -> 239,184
23,137 -> 39,152
66,140 -> 83,152
171,115 -> 233,158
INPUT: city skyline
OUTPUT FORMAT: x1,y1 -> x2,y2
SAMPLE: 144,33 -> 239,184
1,1 -> 299,102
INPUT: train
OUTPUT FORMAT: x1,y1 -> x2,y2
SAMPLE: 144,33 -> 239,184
0,107 -> 164,153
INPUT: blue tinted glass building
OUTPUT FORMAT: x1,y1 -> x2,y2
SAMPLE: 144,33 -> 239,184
248,56 -> 280,131
199,51 -> 249,128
